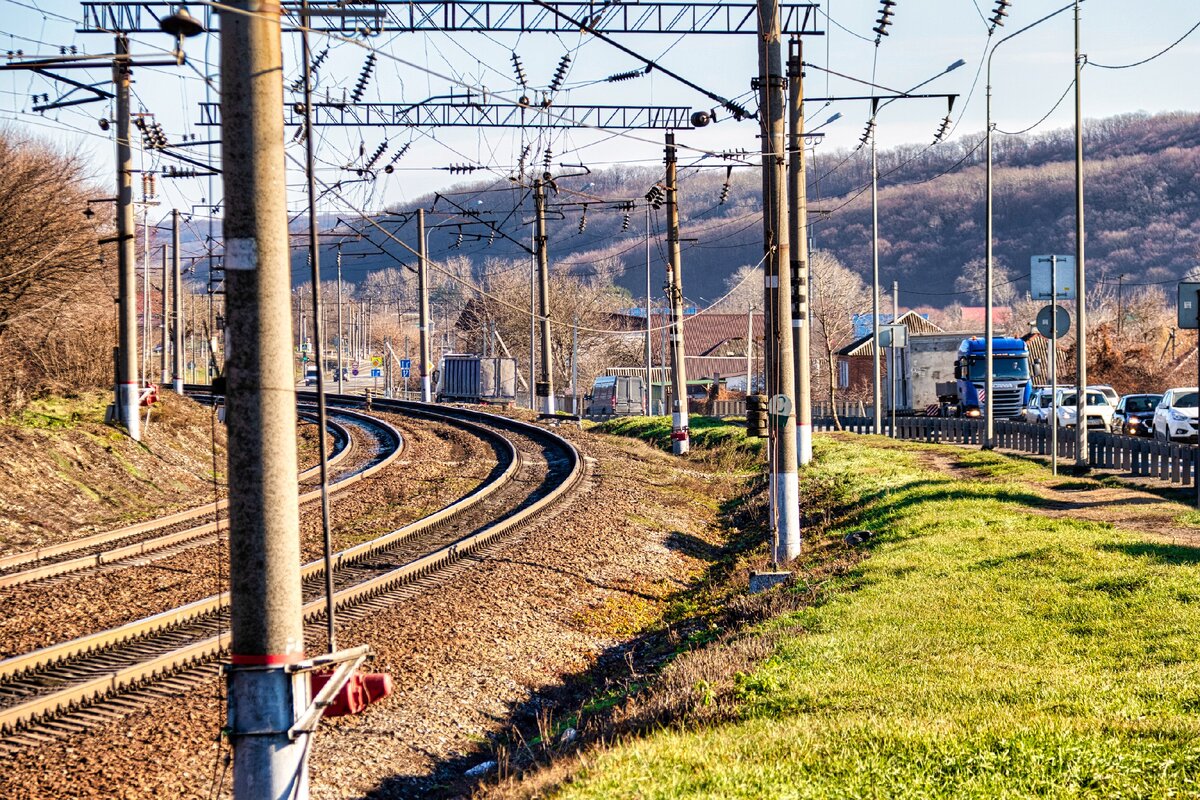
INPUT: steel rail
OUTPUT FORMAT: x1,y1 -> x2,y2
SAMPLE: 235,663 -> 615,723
0,408 -> 396,588
0,400 -> 577,738
0,409 -> 354,573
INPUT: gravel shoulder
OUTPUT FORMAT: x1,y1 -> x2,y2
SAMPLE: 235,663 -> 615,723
0,420 -> 749,799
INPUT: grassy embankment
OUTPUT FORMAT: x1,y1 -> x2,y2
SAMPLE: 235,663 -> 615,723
591,415 -> 763,472
546,432 -> 1200,798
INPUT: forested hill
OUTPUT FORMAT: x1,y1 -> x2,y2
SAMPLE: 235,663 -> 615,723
330,111 -> 1199,308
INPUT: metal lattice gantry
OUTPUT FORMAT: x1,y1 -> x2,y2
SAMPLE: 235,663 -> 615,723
198,100 -> 697,129
79,1 -> 822,35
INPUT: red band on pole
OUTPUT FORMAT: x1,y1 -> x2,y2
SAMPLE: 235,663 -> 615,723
230,652 -> 306,666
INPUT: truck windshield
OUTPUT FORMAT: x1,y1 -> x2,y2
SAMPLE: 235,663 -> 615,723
966,356 -> 1029,381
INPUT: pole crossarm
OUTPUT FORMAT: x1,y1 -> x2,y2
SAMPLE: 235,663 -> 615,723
198,101 -> 697,129
79,1 -> 822,35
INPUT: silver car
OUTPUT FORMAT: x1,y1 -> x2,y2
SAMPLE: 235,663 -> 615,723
1022,387 -> 1054,424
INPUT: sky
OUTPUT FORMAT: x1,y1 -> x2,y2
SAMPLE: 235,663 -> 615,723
2,0 -> 1197,233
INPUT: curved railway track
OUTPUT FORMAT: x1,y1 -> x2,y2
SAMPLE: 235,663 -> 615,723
0,407 -> 401,588
0,397 -> 582,754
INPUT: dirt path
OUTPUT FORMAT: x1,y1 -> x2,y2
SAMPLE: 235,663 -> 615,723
910,444 -> 1200,546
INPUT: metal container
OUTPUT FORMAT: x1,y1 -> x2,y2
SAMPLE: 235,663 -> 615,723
436,355 -> 517,403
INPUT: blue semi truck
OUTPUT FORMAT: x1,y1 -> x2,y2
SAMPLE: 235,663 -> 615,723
939,336 -> 1032,418
905,334 -> 1032,418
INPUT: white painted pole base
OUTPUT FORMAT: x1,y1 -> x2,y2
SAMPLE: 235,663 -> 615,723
773,469 -> 801,563
421,376 -> 431,403
671,411 -> 689,455
120,382 -> 140,441
172,379 -> 184,394
797,422 -> 813,466
541,395 -> 556,416
229,667 -> 311,800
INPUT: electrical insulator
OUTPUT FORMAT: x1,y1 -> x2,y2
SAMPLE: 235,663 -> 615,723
542,147 -> 553,170
620,212 -> 631,232
365,140 -> 387,170
990,0 -> 1010,31
859,119 -> 876,146
510,51 -> 528,88
873,0 -> 896,41
487,229 -> 495,246
933,115 -> 952,143
290,46 -> 329,92
644,184 -> 666,210
578,207 -> 588,234
719,183 -> 731,205
548,53 -> 571,93
351,52 -> 376,103
605,69 -> 643,83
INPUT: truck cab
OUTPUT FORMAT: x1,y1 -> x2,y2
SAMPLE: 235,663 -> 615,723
952,337 -> 1031,419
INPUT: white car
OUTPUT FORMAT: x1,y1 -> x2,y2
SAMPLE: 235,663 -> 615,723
1089,384 -> 1120,407
1022,387 -> 1054,424
1055,389 -> 1114,431
1152,388 -> 1199,443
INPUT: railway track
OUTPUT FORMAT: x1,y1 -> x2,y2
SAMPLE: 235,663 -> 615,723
0,397 -> 581,754
0,407 -> 401,588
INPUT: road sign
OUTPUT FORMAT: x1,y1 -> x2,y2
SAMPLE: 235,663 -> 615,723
370,368 -> 382,378
371,356 -> 382,367
1036,304 -> 1070,337
1030,255 -> 1077,300
1178,282 -> 1200,329
399,358 -> 412,371
400,367 -> 411,378
351,367 -> 359,376
768,394 -> 793,417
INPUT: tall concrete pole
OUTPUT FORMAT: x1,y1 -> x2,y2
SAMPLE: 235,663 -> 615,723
417,209 -> 432,402
528,228 -> 536,410
645,206 -> 653,414
171,209 -> 183,393
301,0 -> 338,654
1073,0 -> 1089,468
664,134 -> 689,454
161,244 -> 170,385
534,178 -> 555,415
757,0 -> 800,562
336,246 -> 345,395
787,37 -> 812,465
985,57 -> 995,448
114,36 -> 140,440
220,1 -> 309,797
870,112 -> 882,435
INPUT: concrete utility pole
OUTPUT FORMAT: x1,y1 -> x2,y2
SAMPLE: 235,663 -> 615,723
219,3 -> 310,797
171,210 -> 184,393
114,36 -> 140,440
664,133 -> 689,454
534,178 -> 555,415
336,246 -> 345,395
787,36 -> 812,466
869,104 -> 882,435
645,206 -> 654,414
757,0 -> 801,563
1073,0 -> 1089,469
160,244 -> 170,385
301,0 -> 338,654
529,229 -> 537,410
417,209 -> 432,402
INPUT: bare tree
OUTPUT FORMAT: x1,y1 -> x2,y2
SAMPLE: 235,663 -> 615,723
953,257 -> 1016,306
710,264 -> 762,312
0,131 -> 110,407
809,250 -> 868,430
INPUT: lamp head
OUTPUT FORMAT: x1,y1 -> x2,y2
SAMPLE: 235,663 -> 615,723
946,59 -> 967,73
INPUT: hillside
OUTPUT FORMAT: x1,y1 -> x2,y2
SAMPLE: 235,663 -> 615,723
292,111 -> 1200,310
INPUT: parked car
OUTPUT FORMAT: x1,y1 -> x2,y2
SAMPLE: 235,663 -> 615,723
1022,387 -> 1055,424
1055,389 -> 1114,430
1112,393 -> 1162,437
1152,388 -> 1199,443
1089,384 -> 1120,407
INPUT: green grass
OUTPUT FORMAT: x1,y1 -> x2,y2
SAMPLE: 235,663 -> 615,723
593,415 -> 763,471
552,437 -> 1200,799
3,391 -> 109,430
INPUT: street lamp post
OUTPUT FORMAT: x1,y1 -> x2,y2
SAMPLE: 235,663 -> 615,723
986,1 -> 1076,447
868,60 -> 964,435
